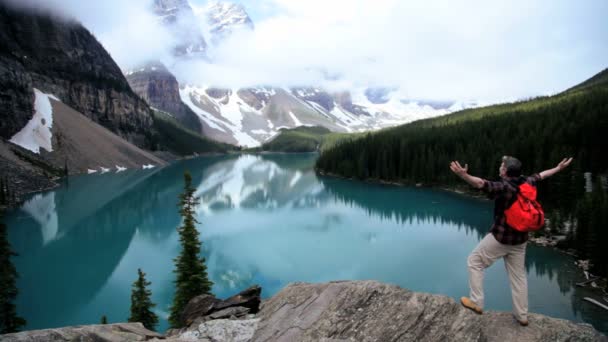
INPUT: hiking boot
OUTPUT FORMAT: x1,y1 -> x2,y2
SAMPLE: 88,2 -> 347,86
460,297 -> 483,314
513,315 -> 529,326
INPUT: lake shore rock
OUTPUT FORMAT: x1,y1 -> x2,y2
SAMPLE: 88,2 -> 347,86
3,280 -> 606,342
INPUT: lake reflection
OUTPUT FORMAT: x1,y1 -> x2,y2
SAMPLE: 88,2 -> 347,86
6,154 -> 607,333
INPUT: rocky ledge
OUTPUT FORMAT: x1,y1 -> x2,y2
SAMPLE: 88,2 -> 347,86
3,280 -> 606,342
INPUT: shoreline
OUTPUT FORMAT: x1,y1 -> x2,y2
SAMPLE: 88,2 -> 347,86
5,150 -> 234,210
315,169 -> 488,199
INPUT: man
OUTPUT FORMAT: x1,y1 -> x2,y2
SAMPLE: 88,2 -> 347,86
449,155 -> 573,326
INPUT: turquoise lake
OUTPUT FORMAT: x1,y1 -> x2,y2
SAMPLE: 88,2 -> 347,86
5,153 -> 607,333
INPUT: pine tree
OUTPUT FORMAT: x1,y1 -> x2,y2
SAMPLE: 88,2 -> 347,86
128,268 -> 158,331
0,215 -> 26,333
100,315 -> 108,324
168,172 -> 213,328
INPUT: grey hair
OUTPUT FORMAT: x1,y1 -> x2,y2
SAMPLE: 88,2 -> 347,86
502,156 -> 522,177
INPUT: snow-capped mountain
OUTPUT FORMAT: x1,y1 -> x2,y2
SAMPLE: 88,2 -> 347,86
153,0 -> 207,57
178,85 -> 459,147
203,1 -> 254,45
130,1 -> 477,148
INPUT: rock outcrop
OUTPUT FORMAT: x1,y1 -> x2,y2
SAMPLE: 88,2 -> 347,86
252,281 -> 607,342
3,281 -> 606,342
171,285 -> 261,333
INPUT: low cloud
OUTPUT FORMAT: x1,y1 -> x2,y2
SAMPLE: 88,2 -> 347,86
5,0 -> 607,102
3,0 -> 175,69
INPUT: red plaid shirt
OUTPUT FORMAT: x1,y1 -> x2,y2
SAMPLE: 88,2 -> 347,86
482,173 -> 542,245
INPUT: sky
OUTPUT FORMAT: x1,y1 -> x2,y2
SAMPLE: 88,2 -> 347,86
5,0 -> 608,102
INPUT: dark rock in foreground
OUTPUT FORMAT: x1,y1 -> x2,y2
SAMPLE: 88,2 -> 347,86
2,281 -> 606,341
174,284 -> 261,332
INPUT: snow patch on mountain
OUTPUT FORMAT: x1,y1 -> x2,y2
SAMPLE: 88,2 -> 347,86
180,85 -> 260,147
10,88 -> 59,154
288,111 -> 303,126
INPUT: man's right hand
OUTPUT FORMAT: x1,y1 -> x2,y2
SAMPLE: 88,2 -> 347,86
450,161 -> 469,177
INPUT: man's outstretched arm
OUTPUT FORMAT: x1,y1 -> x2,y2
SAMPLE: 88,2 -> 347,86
539,157 -> 573,180
450,161 -> 484,189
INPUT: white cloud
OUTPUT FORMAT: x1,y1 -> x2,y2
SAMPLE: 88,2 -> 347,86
178,0 -> 607,101
5,0 -> 607,101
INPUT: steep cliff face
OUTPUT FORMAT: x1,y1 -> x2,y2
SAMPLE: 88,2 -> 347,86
0,3 -> 153,148
126,62 -> 202,133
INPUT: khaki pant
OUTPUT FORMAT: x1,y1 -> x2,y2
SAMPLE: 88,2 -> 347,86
467,234 -> 528,321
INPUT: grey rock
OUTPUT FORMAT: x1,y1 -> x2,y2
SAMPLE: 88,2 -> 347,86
3,281 -> 605,342
174,318 -> 260,342
207,306 -> 251,320
1,323 -> 163,342
252,280 -> 607,342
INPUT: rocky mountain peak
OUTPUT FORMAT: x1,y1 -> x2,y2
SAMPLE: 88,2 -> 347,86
203,1 -> 254,44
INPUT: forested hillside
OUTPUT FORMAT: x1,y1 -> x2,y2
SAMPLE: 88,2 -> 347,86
256,126 -> 355,153
149,110 -> 234,155
316,68 -> 608,276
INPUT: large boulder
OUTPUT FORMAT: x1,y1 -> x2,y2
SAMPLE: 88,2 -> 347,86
252,280 -> 607,342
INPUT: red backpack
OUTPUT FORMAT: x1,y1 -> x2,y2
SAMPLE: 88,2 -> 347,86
504,182 -> 545,232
